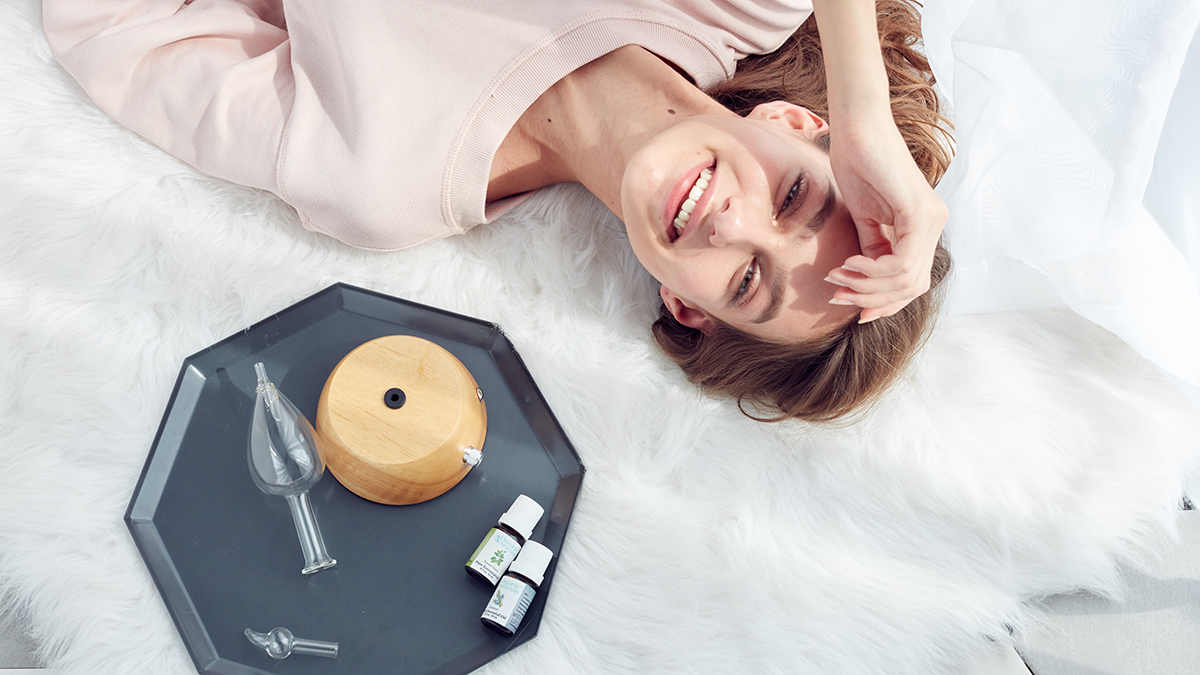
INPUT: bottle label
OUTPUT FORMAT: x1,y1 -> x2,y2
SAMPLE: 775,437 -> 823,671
481,576 -> 536,633
465,528 -> 522,585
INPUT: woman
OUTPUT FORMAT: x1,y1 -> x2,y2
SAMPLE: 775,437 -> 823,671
42,0 -> 952,421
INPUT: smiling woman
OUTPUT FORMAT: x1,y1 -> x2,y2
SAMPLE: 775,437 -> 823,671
623,106 -> 871,341
42,0 -> 951,422
654,1 -> 955,422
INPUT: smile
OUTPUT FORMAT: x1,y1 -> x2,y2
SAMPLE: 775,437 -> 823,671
673,166 -> 712,233
664,161 -> 716,243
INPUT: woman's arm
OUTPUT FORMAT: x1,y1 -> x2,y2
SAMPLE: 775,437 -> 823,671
811,0 -> 947,323
43,0 -> 292,194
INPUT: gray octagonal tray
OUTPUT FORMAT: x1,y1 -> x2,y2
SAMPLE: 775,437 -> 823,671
125,283 -> 585,675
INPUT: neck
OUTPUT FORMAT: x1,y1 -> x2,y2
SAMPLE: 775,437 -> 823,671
487,46 -> 730,220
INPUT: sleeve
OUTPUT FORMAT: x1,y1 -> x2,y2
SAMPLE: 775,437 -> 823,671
42,0 -> 294,194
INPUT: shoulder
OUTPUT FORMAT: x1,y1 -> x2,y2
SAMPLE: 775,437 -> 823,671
663,0 -> 813,56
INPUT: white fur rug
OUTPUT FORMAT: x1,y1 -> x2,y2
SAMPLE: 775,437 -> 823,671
3,1 -> 1200,674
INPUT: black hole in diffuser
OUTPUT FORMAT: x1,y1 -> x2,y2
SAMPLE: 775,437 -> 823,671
384,388 -> 406,409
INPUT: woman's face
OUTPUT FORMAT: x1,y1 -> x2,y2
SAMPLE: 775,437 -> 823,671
620,103 -> 862,342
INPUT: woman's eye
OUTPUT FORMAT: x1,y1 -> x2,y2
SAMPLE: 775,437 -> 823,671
735,260 -> 758,303
780,176 -> 803,214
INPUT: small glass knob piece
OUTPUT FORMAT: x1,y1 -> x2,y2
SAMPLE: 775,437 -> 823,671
245,627 -> 338,660
462,446 -> 483,467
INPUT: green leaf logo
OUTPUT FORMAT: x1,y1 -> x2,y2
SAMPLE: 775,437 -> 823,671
490,550 -> 505,565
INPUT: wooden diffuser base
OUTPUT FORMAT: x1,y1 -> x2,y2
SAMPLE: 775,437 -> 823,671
315,335 -> 486,505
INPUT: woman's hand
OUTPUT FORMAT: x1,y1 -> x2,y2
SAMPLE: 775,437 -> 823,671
809,0 -> 947,323
825,119 -> 946,323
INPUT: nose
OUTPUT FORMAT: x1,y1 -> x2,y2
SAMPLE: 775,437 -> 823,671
708,195 -> 749,247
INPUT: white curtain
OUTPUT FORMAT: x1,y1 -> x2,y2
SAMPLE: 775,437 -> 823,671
923,0 -> 1200,400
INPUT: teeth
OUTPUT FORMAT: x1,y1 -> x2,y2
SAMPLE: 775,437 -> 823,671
673,167 -> 713,233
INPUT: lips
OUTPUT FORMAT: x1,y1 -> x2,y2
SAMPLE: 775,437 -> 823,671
663,160 -> 716,244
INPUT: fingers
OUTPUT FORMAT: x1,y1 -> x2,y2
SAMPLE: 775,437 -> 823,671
844,215 -> 942,278
826,254 -> 932,298
858,300 -> 910,324
825,251 -> 934,323
829,208 -> 942,318
829,285 -> 925,311
851,220 -> 895,259
828,282 -> 917,324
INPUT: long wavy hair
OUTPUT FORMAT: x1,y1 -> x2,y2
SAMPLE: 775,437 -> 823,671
652,0 -> 954,423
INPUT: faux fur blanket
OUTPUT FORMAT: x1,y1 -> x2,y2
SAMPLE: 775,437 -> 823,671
3,0 -> 1199,674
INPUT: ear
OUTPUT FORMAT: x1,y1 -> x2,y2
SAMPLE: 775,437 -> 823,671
660,286 -> 715,334
746,101 -> 828,134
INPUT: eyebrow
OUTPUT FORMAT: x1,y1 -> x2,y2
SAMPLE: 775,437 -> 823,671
805,183 -> 837,235
751,266 -> 786,324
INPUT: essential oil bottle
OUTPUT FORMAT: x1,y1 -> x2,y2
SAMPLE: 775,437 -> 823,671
465,495 -> 544,585
480,540 -> 553,635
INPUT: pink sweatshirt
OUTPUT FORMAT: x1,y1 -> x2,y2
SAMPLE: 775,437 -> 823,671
44,0 -> 813,251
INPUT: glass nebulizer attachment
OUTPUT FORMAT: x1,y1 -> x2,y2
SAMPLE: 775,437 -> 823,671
248,362 -> 337,574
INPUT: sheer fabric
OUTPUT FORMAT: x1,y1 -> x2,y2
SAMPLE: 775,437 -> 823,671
923,0 -> 1200,400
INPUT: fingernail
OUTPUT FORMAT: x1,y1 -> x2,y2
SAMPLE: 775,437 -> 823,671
823,276 -> 847,287
829,298 -> 855,306
858,315 -> 880,324
841,264 -> 862,274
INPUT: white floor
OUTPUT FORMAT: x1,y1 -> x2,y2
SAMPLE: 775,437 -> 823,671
1019,509 -> 1200,675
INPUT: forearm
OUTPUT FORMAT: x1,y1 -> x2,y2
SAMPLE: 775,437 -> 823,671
810,0 -> 892,126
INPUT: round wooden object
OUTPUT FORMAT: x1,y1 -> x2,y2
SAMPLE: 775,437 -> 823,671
315,336 -> 486,505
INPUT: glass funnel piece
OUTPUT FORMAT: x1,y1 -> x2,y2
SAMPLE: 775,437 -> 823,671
249,362 -> 337,574
245,627 -> 339,659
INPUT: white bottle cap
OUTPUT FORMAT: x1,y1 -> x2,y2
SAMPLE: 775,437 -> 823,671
508,540 -> 553,586
498,495 -> 544,540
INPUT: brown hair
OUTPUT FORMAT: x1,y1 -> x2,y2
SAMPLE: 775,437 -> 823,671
652,0 -> 954,422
